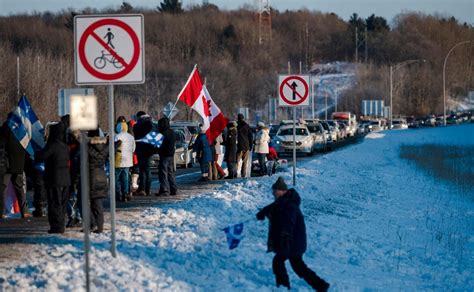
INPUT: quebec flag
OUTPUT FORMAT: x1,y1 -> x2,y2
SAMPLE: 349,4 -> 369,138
135,132 -> 164,148
223,223 -> 244,250
7,96 -> 45,159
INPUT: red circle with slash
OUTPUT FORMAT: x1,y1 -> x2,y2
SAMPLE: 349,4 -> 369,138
78,18 -> 140,80
279,76 -> 309,105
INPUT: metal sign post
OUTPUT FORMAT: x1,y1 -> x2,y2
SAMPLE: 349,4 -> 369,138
108,84 -> 117,257
278,73 -> 310,186
80,132 -> 91,292
70,94 -> 98,292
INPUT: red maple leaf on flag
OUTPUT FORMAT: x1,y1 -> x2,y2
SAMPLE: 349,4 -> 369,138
202,96 -> 211,117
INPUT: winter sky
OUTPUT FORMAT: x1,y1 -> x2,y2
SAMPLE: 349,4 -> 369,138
0,0 -> 472,25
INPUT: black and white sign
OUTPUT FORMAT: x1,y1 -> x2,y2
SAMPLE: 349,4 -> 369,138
278,75 -> 310,107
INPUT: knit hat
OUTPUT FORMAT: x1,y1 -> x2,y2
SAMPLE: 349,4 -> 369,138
257,121 -> 265,128
272,177 -> 288,191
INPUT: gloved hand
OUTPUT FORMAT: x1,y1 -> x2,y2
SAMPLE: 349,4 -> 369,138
256,210 -> 266,220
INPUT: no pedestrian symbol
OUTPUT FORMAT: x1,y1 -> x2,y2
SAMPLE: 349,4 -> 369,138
278,75 -> 310,107
74,15 -> 145,85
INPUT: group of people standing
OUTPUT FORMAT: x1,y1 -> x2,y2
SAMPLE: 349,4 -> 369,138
0,110 -> 178,234
194,113 -> 278,181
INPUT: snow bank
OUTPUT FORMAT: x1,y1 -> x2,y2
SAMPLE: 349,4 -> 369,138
1,125 -> 473,291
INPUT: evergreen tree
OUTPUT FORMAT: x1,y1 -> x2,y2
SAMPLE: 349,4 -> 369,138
158,0 -> 183,14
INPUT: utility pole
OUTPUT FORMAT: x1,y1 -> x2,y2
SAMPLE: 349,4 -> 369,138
365,26 -> 368,63
355,27 -> 358,63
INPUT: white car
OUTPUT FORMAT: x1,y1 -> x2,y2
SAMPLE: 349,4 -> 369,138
273,125 -> 314,155
391,119 -> 408,129
306,122 -> 327,152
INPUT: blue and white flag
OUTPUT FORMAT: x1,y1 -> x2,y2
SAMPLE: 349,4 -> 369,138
7,96 -> 45,158
135,131 -> 164,148
223,223 -> 244,250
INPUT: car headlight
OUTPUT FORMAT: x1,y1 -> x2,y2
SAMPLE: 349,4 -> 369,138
276,140 -> 281,144
303,139 -> 311,145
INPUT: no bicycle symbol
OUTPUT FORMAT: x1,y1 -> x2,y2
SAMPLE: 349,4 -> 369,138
75,15 -> 145,85
278,75 -> 310,107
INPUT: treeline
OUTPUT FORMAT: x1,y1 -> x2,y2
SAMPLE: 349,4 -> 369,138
0,3 -> 472,126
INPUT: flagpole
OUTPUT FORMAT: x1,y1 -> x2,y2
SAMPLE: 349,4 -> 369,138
168,64 -> 198,119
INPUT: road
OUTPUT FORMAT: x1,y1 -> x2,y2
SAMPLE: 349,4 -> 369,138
0,134 -> 365,244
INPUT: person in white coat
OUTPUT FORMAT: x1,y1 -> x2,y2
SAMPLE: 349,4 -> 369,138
254,122 -> 270,176
115,122 -> 136,202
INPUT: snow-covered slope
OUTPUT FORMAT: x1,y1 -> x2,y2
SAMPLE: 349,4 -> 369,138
1,125 -> 473,291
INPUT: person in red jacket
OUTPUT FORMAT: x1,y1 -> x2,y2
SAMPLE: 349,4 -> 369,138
266,143 -> 278,176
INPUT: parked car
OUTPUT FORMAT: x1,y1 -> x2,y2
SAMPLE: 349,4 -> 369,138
151,128 -> 196,170
338,122 -> 349,138
320,121 -> 338,142
370,120 -> 384,132
325,120 -> 342,141
269,124 -> 280,140
273,125 -> 314,155
306,122 -> 327,152
391,118 -> 408,129
424,116 -> 436,127
357,121 -> 371,134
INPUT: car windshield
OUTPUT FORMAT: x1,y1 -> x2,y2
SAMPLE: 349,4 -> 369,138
307,125 -> 322,133
278,128 -> 309,136
326,121 -> 335,127
370,121 -> 379,125
321,123 -> 330,131
393,120 -> 401,125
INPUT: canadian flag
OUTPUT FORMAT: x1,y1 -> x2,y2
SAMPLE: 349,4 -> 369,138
178,66 -> 228,143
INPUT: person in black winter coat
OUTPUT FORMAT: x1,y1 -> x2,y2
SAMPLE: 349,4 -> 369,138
224,121 -> 238,179
0,116 -> 31,218
0,124 -> 8,218
257,177 -> 329,291
236,114 -> 253,178
156,117 -> 177,196
36,122 -> 70,233
133,111 -> 154,196
87,130 -> 108,233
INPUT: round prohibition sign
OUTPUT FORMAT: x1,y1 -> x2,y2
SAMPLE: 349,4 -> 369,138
79,18 -> 140,80
279,76 -> 309,105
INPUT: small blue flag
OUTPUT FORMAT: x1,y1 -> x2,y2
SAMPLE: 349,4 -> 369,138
135,132 -> 164,148
223,223 -> 244,250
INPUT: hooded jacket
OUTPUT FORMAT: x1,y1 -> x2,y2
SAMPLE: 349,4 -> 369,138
88,136 -> 108,199
0,124 -> 9,175
237,120 -> 253,152
3,117 -> 27,174
133,115 -> 155,159
157,117 -> 176,157
257,188 -> 307,257
254,127 -> 270,154
193,133 -> 212,164
115,122 -> 136,168
224,124 -> 238,163
36,122 -> 70,187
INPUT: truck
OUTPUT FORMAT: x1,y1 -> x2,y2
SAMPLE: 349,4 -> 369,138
331,112 -> 357,137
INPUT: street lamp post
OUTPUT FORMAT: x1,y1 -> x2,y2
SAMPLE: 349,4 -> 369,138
389,59 -> 426,129
443,41 -> 471,126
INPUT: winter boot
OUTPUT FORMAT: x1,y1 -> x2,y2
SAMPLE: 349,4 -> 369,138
131,174 -> 139,191
304,271 -> 329,292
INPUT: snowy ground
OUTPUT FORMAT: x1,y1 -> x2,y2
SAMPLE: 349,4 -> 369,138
1,125 -> 473,291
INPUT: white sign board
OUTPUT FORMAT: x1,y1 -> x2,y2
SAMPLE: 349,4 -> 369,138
70,95 -> 98,131
278,75 -> 310,107
58,88 -> 94,116
74,14 -> 145,85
